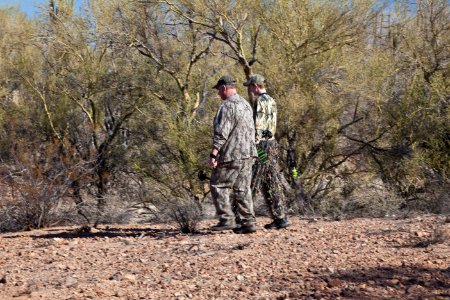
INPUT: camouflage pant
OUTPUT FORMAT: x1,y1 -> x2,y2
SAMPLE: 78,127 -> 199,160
251,139 -> 287,220
210,158 -> 255,226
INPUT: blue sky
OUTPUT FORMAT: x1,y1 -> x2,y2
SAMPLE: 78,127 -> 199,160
0,0 -> 84,18
1,0 -> 399,18
0,0 -> 48,17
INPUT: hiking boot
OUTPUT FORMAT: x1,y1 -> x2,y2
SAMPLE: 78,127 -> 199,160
233,224 -> 257,234
264,218 -> 289,229
210,222 -> 236,231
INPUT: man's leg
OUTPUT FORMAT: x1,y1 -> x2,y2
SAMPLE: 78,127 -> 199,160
210,161 -> 240,228
263,167 -> 287,219
232,159 -> 257,234
263,140 -> 289,229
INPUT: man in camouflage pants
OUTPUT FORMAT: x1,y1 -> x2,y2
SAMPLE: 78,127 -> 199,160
209,75 -> 258,234
244,74 -> 289,229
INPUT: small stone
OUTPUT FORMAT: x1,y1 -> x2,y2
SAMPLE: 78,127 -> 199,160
109,273 -> 122,281
64,276 -> 78,287
69,240 -> 79,247
123,273 -> 136,281
121,239 -> 132,245
115,290 -> 126,297
414,231 -> 427,238
326,278 -> 341,288
407,284 -> 424,294
239,286 -> 249,292
61,263 -> 73,270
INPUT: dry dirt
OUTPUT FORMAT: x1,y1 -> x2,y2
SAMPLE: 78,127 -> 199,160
0,215 -> 449,300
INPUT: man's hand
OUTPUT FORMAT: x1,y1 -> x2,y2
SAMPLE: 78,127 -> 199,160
209,148 -> 218,169
210,157 -> 217,169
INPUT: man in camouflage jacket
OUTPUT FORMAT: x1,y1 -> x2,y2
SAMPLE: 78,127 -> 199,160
244,74 -> 289,229
209,75 -> 258,234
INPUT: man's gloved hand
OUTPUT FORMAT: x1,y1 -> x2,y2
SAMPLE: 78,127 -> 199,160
291,167 -> 298,179
257,148 -> 269,164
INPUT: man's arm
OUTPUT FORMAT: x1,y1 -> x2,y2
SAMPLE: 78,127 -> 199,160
255,97 -> 268,142
210,103 -> 234,168
255,95 -> 277,140
213,104 -> 234,150
213,105 -> 234,151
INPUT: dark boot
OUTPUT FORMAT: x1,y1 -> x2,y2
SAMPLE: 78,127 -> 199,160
211,222 -> 236,231
233,224 -> 257,234
264,217 -> 289,229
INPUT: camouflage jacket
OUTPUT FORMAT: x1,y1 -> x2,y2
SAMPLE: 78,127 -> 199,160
254,93 -> 277,144
213,93 -> 257,163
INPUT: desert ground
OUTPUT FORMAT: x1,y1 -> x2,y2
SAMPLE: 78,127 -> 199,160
0,215 -> 449,300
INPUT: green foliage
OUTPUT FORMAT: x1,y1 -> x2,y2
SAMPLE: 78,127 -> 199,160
0,0 -> 449,232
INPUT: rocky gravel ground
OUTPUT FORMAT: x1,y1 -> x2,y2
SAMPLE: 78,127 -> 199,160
0,215 -> 449,299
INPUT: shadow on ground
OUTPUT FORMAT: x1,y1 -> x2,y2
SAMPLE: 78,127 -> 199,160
2,225 -> 216,240
269,265 -> 450,299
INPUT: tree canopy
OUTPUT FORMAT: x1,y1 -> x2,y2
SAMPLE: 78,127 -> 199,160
0,0 -> 448,230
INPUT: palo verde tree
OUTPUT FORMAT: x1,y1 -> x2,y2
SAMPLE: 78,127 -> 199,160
90,0 -> 227,208
0,7 -> 39,158
50,0 -> 155,211
1,0 -> 448,232
3,0 -> 152,227
144,1 -> 382,202
253,0 -> 378,213
0,7 -> 51,230
325,0 -> 450,214
366,0 -> 449,212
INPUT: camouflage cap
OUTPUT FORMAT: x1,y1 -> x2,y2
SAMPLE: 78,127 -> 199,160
243,74 -> 265,86
212,75 -> 236,89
